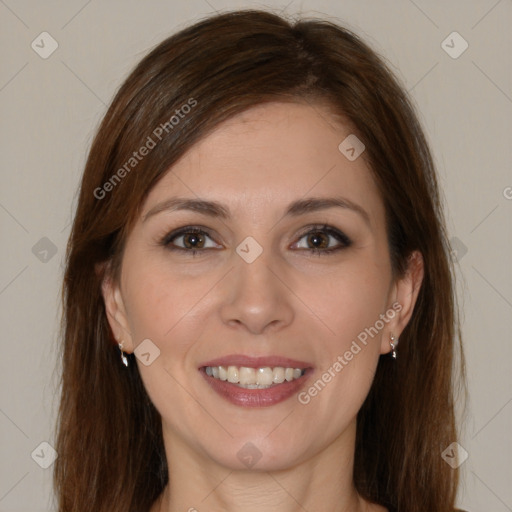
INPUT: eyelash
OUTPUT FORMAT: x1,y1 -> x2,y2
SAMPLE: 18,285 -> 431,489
158,224 -> 352,257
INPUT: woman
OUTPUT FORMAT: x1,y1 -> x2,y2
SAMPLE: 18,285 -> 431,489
54,9 -> 466,512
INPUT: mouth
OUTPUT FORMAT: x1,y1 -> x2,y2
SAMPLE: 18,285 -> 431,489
204,365 -> 306,388
199,355 -> 313,407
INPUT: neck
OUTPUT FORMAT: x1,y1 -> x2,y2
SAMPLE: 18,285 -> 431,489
153,420 -> 375,512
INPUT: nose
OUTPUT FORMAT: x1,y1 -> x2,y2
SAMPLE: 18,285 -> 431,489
218,250 -> 294,335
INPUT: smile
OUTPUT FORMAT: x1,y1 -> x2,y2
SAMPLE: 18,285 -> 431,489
199,355 -> 313,407
205,365 -> 305,389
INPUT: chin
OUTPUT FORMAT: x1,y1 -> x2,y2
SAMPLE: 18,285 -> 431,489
210,441 -> 305,472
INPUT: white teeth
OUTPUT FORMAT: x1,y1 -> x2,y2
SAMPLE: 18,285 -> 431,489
205,365 -> 305,388
227,366 -> 239,383
218,366 -> 227,381
273,367 -> 285,383
239,366 -> 257,385
257,367 -> 274,386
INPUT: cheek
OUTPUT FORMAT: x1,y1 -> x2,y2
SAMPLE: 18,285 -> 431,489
121,263 -> 216,425
124,274 -> 173,342
126,258 -> 188,339
122,258 -> 212,344
304,259 -> 390,341
297,282 -> 385,438
297,257 -> 389,401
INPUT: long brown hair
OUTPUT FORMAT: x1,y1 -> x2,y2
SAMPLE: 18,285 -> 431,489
53,9 -> 465,512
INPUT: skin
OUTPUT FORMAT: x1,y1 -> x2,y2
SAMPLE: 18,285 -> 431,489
102,101 -> 424,512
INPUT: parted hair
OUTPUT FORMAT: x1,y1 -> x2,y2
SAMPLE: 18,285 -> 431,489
54,9 -> 465,512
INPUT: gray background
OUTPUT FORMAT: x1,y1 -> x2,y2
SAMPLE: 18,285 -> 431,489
0,0 -> 511,510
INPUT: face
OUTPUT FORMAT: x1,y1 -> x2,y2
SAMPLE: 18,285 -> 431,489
103,101 -> 422,472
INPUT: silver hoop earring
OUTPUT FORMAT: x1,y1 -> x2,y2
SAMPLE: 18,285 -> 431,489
390,334 -> 399,360
118,342 -> 129,367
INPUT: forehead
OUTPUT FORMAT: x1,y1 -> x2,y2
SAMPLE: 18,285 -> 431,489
141,101 -> 384,228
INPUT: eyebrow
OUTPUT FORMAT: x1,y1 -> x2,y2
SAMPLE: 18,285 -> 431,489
142,196 -> 371,227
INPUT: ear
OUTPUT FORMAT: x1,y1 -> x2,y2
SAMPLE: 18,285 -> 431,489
100,268 -> 134,353
380,250 -> 424,355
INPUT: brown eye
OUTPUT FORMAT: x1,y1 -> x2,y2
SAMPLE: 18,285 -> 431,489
306,231 -> 330,249
182,232 -> 206,249
293,225 -> 352,255
161,226 -> 222,255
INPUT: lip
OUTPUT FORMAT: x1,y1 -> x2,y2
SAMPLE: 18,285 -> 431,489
200,354 -> 311,369
199,354 -> 314,408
